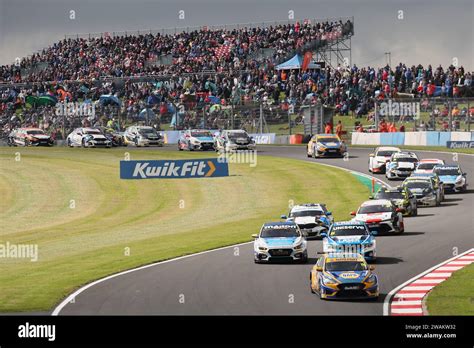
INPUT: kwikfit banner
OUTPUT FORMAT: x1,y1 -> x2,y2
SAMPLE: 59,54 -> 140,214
120,159 -> 229,179
248,133 -> 276,144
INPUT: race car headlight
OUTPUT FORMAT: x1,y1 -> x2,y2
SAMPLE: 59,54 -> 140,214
322,275 -> 338,285
258,246 -> 268,251
294,242 -> 305,250
317,143 -> 326,150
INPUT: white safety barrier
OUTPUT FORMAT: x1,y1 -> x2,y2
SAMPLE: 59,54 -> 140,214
450,132 -> 472,141
351,132 -> 381,145
404,132 -> 427,146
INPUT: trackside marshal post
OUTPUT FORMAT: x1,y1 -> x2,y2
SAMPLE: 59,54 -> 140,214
120,159 -> 229,179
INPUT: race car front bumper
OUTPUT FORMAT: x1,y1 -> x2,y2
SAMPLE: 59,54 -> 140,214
415,194 -> 437,206
324,244 -> 376,261
320,282 -> 379,300
254,247 -> 307,263
386,169 -> 413,179
364,219 -> 396,234
191,141 -> 215,150
226,143 -> 256,152
443,182 -> 467,192
316,148 -> 344,157
86,139 -> 112,147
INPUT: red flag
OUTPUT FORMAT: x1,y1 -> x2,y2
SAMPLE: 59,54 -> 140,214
301,51 -> 312,71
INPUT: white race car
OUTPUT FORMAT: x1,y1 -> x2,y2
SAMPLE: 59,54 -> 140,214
215,130 -> 256,152
385,152 -> 419,180
67,127 -> 112,148
351,199 -> 404,234
368,146 -> 401,173
124,126 -> 164,147
414,159 -> 445,174
281,203 -> 333,238
252,221 -> 308,263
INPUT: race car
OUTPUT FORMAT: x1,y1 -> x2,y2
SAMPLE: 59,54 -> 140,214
214,129 -> 256,152
309,253 -> 379,300
322,221 -> 376,262
402,177 -> 441,207
414,159 -> 445,174
368,146 -> 401,173
307,134 -> 346,158
123,126 -> 164,147
370,186 -> 418,216
351,199 -> 404,234
97,126 -> 126,147
178,129 -> 215,151
433,164 -> 468,193
410,172 -> 445,201
252,221 -> 308,263
7,128 -> 54,147
281,203 -> 333,238
385,151 -> 419,180
67,127 -> 112,148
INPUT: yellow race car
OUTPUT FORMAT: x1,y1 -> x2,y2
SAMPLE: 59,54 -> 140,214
307,134 -> 346,158
310,253 -> 379,300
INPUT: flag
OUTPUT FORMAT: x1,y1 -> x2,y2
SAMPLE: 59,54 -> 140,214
301,51 -> 312,72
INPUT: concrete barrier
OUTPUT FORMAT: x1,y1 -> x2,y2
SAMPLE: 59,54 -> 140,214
351,132 -> 381,145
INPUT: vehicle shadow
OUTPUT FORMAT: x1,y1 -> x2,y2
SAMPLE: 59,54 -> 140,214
378,231 -> 425,237
412,213 -> 435,217
374,256 -> 403,265
337,292 -> 388,303
438,202 -> 458,207
442,197 -> 463,203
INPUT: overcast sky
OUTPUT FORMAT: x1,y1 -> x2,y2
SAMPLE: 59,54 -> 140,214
0,0 -> 473,69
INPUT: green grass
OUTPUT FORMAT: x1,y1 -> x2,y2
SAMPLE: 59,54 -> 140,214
426,263 -> 474,315
0,147 -> 369,312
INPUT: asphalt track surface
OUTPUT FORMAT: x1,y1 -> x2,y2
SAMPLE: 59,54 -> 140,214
58,146 -> 473,315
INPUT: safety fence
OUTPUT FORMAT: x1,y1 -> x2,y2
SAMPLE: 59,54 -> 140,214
351,131 -> 474,147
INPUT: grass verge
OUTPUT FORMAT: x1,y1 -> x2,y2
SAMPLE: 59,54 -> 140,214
426,263 -> 474,315
0,147 -> 368,312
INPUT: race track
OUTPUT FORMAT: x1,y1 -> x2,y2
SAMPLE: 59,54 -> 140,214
57,147 -> 474,315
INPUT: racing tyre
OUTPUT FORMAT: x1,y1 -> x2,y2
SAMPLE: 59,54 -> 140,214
67,138 -> 73,147
24,139 -> 30,147
412,207 -> 418,217
178,141 -> 183,151
309,274 -> 316,293
82,139 -> 87,148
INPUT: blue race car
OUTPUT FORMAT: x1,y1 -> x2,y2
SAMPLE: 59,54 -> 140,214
433,164 -> 468,192
178,129 -> 216,151
322,221 -> 376,262
310,253 -> 379,300
252,221 -> 308,263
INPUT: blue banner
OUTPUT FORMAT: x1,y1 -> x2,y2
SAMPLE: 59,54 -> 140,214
120,158 -> 229,179
446,141 -> 474,149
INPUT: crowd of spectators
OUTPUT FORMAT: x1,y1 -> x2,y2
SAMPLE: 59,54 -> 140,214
0,18 -> 473,135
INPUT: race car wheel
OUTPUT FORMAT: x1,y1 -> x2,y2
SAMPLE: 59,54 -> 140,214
312,147 -> 317,159
134,138 -> 139,147
24,139 -> 30,147
82,139 -> 87,148
396,221 -> 405,234
412,207 -> 418,217
188,142 -> 194,151
178,141 -> 183,151
67,138 -> 73,147
309,274 -> 315,293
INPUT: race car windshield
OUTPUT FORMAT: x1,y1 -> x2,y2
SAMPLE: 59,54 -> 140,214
318,137 -> 339,143
377,151 -> 396,157
228,133 -> 248,141
330,226 -> 368,236
417,163 -> 437,170
27,130 -> 45,135
434,168 -> 461,176
375,191 -> 404,200
290,210 -> 323,218
191,131 -> 212,137
260,228 -> 299,238
358,205 -> 392,214
393,157 -> 418,163
326,261 -> 367,272
405,181 -> 431,189
139,129 -> 157,135
85,130 -> 101,134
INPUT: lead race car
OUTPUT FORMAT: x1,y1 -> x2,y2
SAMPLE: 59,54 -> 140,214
351,199 -> 405,234
310,253 -> 379,300
307,134 -> 346,158
252,221 -> 308,263
322,221 -> 376,262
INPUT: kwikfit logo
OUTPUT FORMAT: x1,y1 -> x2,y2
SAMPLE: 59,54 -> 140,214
120,159 -> 228,179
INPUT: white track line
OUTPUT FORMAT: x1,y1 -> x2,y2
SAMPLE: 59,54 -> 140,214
383,248 -> 474,316
52,155 -> 388,316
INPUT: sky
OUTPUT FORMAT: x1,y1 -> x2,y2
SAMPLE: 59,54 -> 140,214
0,0 -> 473,69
